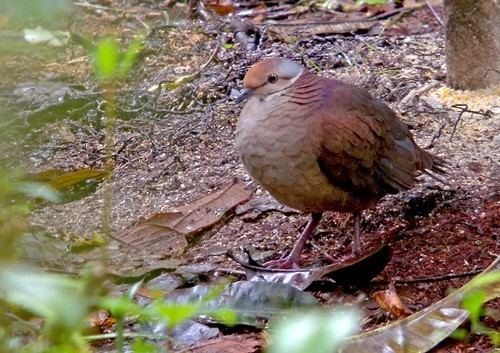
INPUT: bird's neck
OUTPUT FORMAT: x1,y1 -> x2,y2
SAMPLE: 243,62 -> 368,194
284,71 -> 324,106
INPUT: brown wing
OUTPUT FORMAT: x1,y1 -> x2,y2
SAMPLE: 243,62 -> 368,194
316,79 -> 438,199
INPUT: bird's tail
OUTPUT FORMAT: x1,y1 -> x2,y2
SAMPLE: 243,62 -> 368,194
418,148 -> 449,184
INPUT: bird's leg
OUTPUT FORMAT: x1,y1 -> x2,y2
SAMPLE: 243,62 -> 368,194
264,213 -> 322,269
352,211 -> 362,257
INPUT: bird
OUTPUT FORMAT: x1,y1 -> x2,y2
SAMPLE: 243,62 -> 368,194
235,58 -> 446,269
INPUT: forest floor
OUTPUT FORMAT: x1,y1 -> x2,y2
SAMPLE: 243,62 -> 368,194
0,0 -> 498,352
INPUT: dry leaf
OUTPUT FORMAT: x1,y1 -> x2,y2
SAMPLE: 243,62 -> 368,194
118,180 -> 252,257
186,334 -> 261,353
88,310 -> 115,332
203,0 -> 235,15
373,287 -> 413,318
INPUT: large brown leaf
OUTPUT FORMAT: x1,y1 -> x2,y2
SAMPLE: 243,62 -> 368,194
118,180 -> 252,257
230,244 -> 391,290
187,334 -> 261,353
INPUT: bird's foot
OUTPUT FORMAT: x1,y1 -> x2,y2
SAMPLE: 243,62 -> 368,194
351,245 -> 363,259
323,246 -> 364,264
263,254 -> 301,269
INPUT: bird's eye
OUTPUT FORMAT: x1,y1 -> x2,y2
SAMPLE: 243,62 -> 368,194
267,73 -> 279,84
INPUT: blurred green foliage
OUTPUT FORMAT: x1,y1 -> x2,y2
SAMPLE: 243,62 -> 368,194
0,0 -> 72,26
460,271 -> 500,345
267,308 -> 361,353
0,169 -> 59,261
0,28 -> 223,353
93,37 -> 144,82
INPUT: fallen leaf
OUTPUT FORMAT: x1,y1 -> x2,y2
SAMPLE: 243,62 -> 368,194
373,287 -> 413,318
340,256 -> 500,352
118,180 -> 252,257
166,281 -> 319,328
28,169 -> 106,190
88,310 -> 115,332
171,320 -> 220,349
118,222 -> 188,258
187,334 -> 261,353
204,0 -> 235,16
229,244 -> 391,290
23,26 -> 70,46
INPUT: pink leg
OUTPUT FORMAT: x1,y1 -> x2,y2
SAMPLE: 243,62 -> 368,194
264,213 -> 322,269
352,211 -> 362,256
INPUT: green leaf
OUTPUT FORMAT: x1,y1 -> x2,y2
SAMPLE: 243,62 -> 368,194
356,0 -> 388,5
0,266 -> 90,332
268,308 -> 361,353
69,232 -> 106,253
94,37 -> 120,81
118,39 -> 143,79
450,328 -> 468,341
43,169 -> 106,190
208,308 -> 238,326
25,169 -> 106,203
132,339 -> 159,353
467,270 -> 500,295
462,290 -> 486,324
100,296 -> 143,318
147,302 -> 201,329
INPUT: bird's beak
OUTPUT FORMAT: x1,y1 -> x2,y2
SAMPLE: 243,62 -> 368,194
235,88 -> 255,103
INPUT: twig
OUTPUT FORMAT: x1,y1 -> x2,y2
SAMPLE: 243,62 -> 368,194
399,81 -> 440,108
84,332 -> 173,342
425,0 -> 443,26
310,240 -> 337,263
263,7 -> 413,27
395,269 -> 484,284
74,1 -> 111,11
237,4 -> 292,17
154,108 -> 203,115
214,267 -> 246,276
373,269 -> 484,285
449,104 -> 492,142
425,122 -> 446,149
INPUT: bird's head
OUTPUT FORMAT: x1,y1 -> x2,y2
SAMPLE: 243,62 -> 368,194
236,58 -> 304,102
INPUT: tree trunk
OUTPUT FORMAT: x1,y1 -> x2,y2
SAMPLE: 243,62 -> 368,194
444,0 -> 500,90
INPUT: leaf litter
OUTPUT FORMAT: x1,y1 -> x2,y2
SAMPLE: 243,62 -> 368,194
118,180 -> 252,257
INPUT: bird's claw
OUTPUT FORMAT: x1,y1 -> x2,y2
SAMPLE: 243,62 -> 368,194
262,254 -> 301,269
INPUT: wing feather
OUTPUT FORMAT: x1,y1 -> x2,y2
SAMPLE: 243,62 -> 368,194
315,79 -> 445,200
